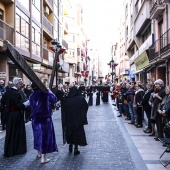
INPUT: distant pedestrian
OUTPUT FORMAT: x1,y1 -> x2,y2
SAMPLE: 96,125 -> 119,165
0,80 -> 6,130
88,86 -> 93,106
61,86 -> 88,155
96,88 -> 100,106
29,83 -> 58,163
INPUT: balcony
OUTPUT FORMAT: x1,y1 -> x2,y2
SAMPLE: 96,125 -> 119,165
43,15 -> 53,36
48,51 -> 54,66
160,28 -> 170,54
43,47 -> 48,60
164,0 -> 170,2
149,39 -> 160,61
134,1 -> 150,36
150,0 -> 165,19
149,29 -> 170,61
0,19 -> 14,44
62,39 -> 68,50
1,0 -> 14,3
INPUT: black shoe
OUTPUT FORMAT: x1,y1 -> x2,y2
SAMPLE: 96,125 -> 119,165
117,115 -> 122,117
145,129 -> 152,133
136,125 -> 143,128
154,137 -> 159,141
74,149 -> 80,155
69,144 -> 73,153
112,104 -> 116,106
149,132 -> 155,136
128,121 -> 135,125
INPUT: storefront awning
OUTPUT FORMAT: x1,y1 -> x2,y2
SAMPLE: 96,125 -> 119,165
133,69 -> 144,74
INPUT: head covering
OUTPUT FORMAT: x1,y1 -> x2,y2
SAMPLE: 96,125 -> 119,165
154,79 -> 164,87
68,86 -> 79,97
0,80 -> 4,85
31,82 -> 39,90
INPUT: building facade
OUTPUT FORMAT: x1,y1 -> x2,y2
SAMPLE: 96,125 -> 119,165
120,0 -> 170,86
0,0 -> 87,86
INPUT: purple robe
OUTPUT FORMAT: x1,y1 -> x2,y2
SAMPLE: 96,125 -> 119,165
29,89 -> 58,154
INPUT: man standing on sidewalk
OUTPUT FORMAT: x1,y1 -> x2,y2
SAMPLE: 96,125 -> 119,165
61,86 -> 88,155
126,82 -> 136,124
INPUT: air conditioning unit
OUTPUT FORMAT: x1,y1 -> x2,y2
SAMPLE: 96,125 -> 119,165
44,6 -> 49,15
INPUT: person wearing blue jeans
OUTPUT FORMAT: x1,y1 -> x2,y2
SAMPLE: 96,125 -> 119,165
126,82 -> 136,124
128,101 -> 135,124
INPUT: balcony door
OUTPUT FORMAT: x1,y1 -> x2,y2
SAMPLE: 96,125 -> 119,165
158,19 -> 164,49
0,9 -> 3,28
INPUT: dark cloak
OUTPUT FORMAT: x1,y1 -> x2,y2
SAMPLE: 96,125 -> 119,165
96,91 -> 100,106
1,88 -> 26,157
88,91 -> 93,106
61,86 -> 88,146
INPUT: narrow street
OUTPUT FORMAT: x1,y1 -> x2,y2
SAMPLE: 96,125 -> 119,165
0,94 -> 167,170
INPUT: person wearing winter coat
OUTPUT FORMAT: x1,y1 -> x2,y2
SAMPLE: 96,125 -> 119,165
134,84 -> 144,128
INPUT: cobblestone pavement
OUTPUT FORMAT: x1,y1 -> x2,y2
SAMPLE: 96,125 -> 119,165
0,96 -> 147,170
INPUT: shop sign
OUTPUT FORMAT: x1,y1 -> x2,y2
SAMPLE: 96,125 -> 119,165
33,64 -> 41,70
134,51 -> 149,70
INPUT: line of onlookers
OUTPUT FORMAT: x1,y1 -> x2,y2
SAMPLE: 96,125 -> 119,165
110,79 -> 170,141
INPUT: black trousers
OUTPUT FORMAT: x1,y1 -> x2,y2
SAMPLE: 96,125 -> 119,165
137,107 -> 143,126
156,114 -> 164,138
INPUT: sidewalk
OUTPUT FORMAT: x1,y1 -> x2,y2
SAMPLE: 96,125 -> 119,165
111,100 -> 170,170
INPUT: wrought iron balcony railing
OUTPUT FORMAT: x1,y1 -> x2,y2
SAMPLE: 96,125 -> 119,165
150,0 -> 163,14
149,28 -> 170,61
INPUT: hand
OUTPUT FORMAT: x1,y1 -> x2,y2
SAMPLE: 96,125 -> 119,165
158,110 -> 162,114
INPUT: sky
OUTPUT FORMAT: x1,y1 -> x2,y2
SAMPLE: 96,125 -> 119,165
80,0 -> 123,77
81,0 -> 123,47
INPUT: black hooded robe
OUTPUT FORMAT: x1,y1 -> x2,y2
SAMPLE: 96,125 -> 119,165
96,91 -> 100,106
61,87 -> 88,146
1,88 -> 26,157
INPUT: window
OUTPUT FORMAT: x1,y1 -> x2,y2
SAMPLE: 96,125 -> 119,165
32,22 -> 41,56
54,4 -> 58,17
66,34 -> 75,42
142,26 -> 151,43
0,9 -> 3,20
16,8 -> 30,51
18,0 -> 29,11
32,0 -> 41,22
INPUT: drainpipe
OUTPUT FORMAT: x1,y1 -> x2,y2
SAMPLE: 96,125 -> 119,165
166,3 -> 168,31
165,4 -> 169,86
166,60 -> 169,86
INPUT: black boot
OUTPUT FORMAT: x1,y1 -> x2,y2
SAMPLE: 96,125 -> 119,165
69,144 -> 73,153
74,145 -> 80,155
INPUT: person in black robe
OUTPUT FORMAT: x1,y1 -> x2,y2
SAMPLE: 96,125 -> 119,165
88,86 -> 93,106
1,77 -> 28,157
61,86 -> 88,155
101,85 -> 110,103
96,88 -> 100,106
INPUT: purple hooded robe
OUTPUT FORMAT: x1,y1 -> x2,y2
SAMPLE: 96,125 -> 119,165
29,89 -> 58,154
